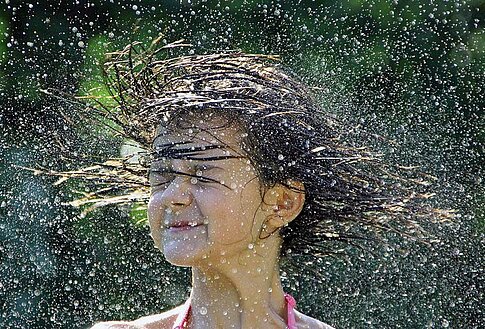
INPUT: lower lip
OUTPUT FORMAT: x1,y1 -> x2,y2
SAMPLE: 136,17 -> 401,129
166,224 -> 204,232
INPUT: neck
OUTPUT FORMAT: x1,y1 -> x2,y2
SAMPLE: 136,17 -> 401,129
188,236 -> 288,329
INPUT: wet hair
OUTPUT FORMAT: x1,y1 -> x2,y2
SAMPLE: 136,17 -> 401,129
45,40 -> 452,260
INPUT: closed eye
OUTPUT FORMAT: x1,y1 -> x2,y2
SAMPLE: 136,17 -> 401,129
148,164 -> 231,190
148,168 -> 174,187
196,175 -> 223,184
193,164 -> 226,184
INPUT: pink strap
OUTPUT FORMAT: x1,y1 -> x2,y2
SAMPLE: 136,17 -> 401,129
285,293 -> 297,329
173,294 -> 297,328
172,297 -> 191,329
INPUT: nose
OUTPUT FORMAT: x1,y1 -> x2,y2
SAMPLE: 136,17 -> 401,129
148,178 -> 194,247
160,177 -> 194,209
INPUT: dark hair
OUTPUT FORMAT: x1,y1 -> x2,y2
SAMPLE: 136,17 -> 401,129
45,40 -> 452,260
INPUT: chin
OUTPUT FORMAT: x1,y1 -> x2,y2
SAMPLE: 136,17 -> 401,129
163,250 -> 207,267
161,229 -> 210,267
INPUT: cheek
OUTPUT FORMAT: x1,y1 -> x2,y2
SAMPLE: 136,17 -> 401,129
147,193 -> 164,246
195,184 -> 263,240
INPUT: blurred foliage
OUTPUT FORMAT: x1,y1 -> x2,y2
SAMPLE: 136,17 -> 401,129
1,0 -> 483,328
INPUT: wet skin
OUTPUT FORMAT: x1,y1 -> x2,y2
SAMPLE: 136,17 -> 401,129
147,124 -> 269,267
91,120 -> 333,328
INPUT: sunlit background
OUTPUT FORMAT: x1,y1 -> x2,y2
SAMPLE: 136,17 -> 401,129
1,1 -> 483,328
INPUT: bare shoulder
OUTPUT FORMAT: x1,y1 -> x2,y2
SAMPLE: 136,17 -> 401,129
131,304 -> 183,329
295,309 -> 336,329
89,304 -> 184,329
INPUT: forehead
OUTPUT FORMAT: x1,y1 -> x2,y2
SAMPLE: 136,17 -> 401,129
153,115 -> 245,154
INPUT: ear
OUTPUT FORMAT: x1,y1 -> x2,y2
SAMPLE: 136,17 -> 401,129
263,180 -> 305,232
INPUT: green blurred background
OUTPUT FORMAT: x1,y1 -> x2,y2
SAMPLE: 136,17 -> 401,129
0,0 -> 483,328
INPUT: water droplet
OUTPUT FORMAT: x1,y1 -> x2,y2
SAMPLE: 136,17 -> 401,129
191,177 -> 198,184
248,243 -> 254,250
278,154 -> 284,160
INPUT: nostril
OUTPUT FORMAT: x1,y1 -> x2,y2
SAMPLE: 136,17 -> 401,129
167,191 -> 193,208
160,183 -> 194,209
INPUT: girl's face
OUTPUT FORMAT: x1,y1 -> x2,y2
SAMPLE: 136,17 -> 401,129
147,120 -> 269,266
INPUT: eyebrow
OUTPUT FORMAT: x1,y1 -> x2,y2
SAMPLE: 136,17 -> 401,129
150,162 -> 223,171
194,163 -> 224,171
152,143 -> 244,161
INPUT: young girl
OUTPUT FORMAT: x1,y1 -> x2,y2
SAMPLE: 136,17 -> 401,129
56,41 -> 445,329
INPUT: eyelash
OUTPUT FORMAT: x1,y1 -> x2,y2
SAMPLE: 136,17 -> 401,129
148,168 -> 173,187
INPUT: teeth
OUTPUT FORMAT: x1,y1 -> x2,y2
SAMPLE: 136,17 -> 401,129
166,222 -> 202,228
164,219 -> 207,228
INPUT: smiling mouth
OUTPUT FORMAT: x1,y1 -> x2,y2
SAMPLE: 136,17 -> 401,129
166,222 -> 204,231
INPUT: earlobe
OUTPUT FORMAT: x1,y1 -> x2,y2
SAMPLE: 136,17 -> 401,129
260,213 -> 286,239
265,213 -> 286,228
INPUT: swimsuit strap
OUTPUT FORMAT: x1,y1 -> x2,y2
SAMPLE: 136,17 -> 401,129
172,293 -> 297,329
173,297 -> 192,329
285,293 -> 297,329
